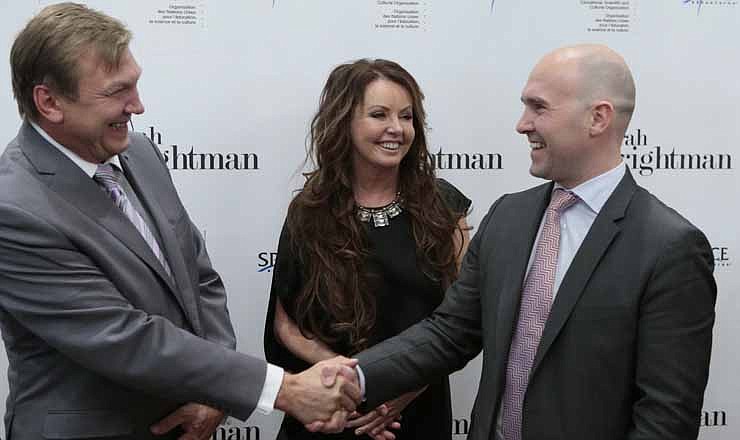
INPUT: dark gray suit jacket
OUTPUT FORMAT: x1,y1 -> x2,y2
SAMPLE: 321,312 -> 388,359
0,122 -> 266,440
357,171 -> 716,440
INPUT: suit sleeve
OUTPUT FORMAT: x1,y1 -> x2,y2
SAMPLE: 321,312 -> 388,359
629,227 -> 716,439
190,224 -> 237,349
356,196 -> 503,408
0,201 -> 264,421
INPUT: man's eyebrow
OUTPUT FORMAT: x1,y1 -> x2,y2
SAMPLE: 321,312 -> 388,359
521,96 -> 547,106
106,81 -> 128,90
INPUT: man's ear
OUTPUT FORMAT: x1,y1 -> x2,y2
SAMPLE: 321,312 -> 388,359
589,100 -> 614,136
33,84 -> 65,124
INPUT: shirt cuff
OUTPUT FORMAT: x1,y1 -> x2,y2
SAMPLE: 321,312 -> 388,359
355,364 -> 367,401
255,363 -> 284,415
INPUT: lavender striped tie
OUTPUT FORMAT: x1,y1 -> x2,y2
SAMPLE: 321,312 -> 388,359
501,188 -> 578,440
94,163 -> 171,276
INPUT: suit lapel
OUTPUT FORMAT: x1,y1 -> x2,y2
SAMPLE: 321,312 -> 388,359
17,123 -> 195,325
19,123 -> 171,282
494,183 -> 553,367
530,171 -> 637,375
120,150 -> 202,334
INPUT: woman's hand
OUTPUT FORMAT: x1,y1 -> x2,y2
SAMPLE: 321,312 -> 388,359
346,386 -> 427,439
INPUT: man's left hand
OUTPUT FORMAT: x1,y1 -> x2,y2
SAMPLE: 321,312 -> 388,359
151,402 -> 224,440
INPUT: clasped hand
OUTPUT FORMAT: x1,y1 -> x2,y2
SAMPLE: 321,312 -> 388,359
344,386 -> 426,440
276,356 -> 362,433
303,357 -> 411,439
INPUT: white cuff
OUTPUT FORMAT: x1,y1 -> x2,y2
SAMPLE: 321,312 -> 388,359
355,364 -> 366,401
255,363 -> 284,414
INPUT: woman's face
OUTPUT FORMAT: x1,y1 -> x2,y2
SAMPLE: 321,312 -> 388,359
350,78 -> 415,176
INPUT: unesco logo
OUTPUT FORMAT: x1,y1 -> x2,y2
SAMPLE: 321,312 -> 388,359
257,251 -> 278,273
713,246 -> 730,268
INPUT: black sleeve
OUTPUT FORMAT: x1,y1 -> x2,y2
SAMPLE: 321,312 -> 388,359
435,178 -> 472,218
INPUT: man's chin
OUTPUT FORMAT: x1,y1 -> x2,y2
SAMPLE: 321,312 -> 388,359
102,140 -> 130,159
529,165 -> 548,180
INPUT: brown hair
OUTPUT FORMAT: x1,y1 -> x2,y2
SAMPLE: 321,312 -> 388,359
11,2 -> 131,120
286,59 -> 465,352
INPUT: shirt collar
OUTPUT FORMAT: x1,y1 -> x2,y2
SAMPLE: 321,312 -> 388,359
554,162 -> 626,215
29,119 -> 122,178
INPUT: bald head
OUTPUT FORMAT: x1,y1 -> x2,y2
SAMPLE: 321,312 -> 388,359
540,44 -> 636,131
517,44 -> 634,187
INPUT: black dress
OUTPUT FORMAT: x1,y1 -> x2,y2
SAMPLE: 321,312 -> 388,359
264,179 -> 471,440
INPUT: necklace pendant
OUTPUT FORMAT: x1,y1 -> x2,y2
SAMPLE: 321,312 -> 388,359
356,192 -> 403,228
386,203 -> 402,218
358,209 -> 372,223
372,211 -> 390,227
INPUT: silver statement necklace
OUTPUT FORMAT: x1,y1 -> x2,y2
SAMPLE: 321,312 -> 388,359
356,192 -> 404,227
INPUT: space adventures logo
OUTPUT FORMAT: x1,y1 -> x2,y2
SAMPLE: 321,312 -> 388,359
683,0 -> 738,15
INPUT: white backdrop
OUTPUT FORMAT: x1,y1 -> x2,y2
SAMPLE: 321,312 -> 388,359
0,1 -> 737,439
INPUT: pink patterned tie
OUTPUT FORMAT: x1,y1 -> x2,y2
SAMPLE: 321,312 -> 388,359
94,163 -> 171,276
501,188 -> 578,440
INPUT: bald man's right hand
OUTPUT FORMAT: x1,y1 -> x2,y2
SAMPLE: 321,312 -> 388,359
275,356 -> 361,433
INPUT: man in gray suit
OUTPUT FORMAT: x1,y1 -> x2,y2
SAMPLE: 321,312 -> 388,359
353,45 -> 716,440
0,4 -> 359,439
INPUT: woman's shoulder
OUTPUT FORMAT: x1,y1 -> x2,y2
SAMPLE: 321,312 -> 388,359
434,178 -> 471,216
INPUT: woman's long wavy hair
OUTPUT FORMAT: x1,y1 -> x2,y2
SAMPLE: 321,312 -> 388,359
286,59 -> 464,353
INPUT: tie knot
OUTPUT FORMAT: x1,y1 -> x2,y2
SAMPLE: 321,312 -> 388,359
548,188 -> 579,213
94,163 -> 121,190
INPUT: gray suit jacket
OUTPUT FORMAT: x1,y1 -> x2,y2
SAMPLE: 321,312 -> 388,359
0,122 -> 266,440
357,172 -> 716,440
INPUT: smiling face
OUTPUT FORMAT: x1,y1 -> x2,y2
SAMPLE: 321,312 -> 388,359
350,78 -> 415,178
516,46 -> 633,188
52,47 -> 144,163
516,55 -> 597,188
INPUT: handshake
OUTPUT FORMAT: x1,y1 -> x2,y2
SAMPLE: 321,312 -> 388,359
275,356 -> 402,439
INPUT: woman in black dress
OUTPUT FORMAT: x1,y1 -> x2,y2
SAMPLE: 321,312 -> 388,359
264,59 -> 471,440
